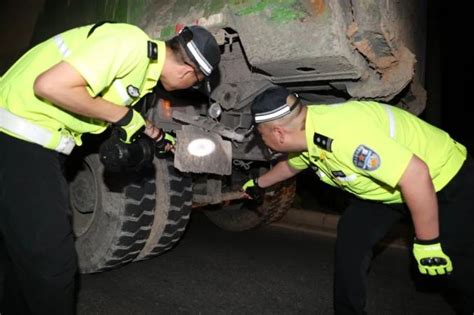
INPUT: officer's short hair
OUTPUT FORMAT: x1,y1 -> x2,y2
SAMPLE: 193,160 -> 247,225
165,37 -> 187,64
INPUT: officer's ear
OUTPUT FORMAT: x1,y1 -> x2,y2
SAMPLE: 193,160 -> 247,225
271,126 -> 286,145
175,63 -> 192,80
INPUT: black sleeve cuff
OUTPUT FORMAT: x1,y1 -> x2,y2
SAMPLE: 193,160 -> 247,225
114,108 -> 133,126
414,237 -> 440,245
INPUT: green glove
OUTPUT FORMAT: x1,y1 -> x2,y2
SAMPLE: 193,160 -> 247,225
242,178 -> 265,205
114,108 -> 145,144
413,238 -> 453,276
154,130 -> 176,157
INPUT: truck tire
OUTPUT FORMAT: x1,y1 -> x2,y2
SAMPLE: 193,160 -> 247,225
69,153 -> 155,273
204,178 -> 296,231
134,157 -> 192,261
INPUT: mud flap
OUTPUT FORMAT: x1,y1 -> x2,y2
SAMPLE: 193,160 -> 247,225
174,125 -> 232,175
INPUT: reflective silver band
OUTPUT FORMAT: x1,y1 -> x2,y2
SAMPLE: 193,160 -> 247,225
383,104 -> 396,139
53,34 -> 71,57
186,40 -> 213,76
254,104 -> 291,123
0,107 -> 75,155
112,80 -> 132,105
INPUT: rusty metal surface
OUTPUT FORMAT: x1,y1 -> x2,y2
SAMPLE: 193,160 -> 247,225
33,0 -> 427,109
343,0 -> 425,111
139,0 -> 425,109
192,191 -> 244,208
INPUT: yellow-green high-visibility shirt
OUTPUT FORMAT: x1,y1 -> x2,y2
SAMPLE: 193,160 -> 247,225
0,22 -> 165,147
288,101 -> 467,204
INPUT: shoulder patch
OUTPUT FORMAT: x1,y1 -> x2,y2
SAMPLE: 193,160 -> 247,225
332,170 -> 346,178
127,85 -> 140,98
147,41 -> 158,60
313,133 -> 333,152
352,145 -> 380,171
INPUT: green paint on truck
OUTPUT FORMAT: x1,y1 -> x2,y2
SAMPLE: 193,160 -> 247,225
233,0 -> 305,22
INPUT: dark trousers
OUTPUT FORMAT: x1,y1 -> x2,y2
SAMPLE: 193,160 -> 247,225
0,132 -> 77,315
334,156 -> 474,315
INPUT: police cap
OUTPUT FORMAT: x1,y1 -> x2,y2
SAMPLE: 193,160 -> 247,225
177,25 -> 221,77
251,86 -> 300,124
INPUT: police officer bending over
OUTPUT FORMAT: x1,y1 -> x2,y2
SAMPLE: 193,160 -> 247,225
243,85 -> 474,314
0,22 -> 220,314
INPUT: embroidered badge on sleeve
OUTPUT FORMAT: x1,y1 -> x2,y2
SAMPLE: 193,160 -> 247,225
127,85 -> 140,98
352,145 -> 380,171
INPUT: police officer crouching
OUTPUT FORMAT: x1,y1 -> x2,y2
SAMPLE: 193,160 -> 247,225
242,85 -> 474,314
0,22 -> 220,314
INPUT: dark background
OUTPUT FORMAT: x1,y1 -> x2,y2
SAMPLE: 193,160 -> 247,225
429,1 -> 473,153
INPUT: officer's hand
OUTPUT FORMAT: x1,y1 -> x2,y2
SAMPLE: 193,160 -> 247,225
155,130 -> 176,157
99,130 -> 123,171
114,108 -> 145,144
242,178 -> 265,205
99,129 -> 154,171
413,238 -> 453,276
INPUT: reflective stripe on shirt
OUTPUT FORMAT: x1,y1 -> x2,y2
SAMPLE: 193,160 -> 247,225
383,104 -> 396,139
112,80 -> 132,105
53,34 -> 71,57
